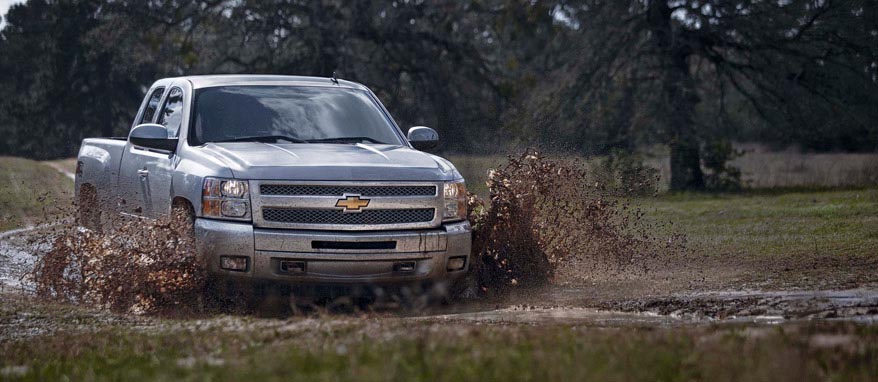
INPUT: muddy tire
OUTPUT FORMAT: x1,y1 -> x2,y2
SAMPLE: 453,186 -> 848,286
170,201 -> 196,235
203,276 -> 249,313
77,184 -> 102,232
446,268 -> 480,302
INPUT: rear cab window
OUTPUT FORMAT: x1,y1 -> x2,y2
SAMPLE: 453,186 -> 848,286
138,87 -> 165,125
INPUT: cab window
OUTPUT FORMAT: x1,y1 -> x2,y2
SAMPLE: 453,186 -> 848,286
138,87 -> 165,125
158,87 -> 185,138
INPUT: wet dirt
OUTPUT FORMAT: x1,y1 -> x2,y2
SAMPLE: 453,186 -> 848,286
2,224 -> 878,330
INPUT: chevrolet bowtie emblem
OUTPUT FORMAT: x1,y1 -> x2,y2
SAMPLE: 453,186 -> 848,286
335,195 -> 370,212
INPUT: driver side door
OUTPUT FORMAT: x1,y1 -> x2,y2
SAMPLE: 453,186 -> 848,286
118,85 -> 184,218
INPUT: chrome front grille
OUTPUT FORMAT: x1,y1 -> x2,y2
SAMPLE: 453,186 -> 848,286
251,181 -> 443,231
263,208 -> 435,225
260,184 -> 436,197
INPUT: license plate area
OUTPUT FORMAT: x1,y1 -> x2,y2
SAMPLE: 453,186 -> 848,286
311,241 -> 397,250
279,260 -> 306,274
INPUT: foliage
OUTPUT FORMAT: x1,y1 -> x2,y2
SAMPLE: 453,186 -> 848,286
603,149 -> 660,196
0,0 -> 875,189
701,140 -> 744,191
506,0 -> 878,189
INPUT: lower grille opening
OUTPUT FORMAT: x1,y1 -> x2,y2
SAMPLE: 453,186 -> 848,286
312,241 -> 397,250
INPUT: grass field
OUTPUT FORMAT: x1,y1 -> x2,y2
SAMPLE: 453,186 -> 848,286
646,189 -> 878,258
636,188 -> 878,291
0,157 -> 73,231
1,295 -> 877,381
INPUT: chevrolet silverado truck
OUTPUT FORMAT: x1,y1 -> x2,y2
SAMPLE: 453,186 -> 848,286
75,75 -> 471,292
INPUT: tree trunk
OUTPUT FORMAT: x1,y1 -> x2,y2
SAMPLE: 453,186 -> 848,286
666,52 -> 705,190
669,138 -> 704,190
649,2 -> 705,191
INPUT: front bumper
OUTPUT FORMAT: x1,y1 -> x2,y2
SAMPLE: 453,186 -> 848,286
194,218 -> 472,285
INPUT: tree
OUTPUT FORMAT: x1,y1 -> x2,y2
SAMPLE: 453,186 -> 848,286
510,0 -> 878,190
0,0 -> 177,158
196,0 -> 515,151
1,0 -> 875,170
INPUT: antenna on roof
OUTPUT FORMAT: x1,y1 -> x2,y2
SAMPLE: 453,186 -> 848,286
330,71 -> 339,85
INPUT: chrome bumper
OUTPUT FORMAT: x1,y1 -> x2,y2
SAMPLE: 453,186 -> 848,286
194,218 -> 472,285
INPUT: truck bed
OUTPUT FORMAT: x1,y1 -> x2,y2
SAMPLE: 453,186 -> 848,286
75,137 -> 128,198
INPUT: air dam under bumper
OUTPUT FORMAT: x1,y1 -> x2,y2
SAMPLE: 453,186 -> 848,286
194,218 -> 472,285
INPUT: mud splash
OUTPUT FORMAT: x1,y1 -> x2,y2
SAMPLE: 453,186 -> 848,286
30,207 -> 206,314
468,150 -> 685,294
26,150 -> 685,313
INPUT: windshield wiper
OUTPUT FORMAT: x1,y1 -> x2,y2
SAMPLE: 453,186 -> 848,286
212,135 -> 307,144
306,136 -> 386,144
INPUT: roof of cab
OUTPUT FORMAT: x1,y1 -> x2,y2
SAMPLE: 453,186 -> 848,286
160,74 -> 369,90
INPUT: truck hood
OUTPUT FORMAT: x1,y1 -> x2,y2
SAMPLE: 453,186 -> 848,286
198,142 -> 461,181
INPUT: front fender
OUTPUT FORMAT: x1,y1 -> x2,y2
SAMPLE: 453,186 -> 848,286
171,145 -> 235,218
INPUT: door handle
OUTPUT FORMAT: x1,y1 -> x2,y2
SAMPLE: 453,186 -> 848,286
137,169 -> 149,177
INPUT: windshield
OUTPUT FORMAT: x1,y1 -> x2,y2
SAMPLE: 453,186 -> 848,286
190,86 -> 403,145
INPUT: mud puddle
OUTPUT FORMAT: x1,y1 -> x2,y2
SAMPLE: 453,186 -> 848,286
597,288 -> 878,322
0,225 -> 57,290
406,288 -> 878,326
414,305 -> 681,326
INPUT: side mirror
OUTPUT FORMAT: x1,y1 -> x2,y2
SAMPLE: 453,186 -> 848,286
129,124 -> 178,152
407,126 -> 439,151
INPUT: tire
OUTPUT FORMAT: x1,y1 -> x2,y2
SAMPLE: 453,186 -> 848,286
447,269 -> 480,302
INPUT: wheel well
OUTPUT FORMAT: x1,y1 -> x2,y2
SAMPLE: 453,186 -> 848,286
172,197 -> 195,215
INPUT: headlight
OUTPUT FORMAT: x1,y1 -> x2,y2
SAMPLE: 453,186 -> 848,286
221,180 -> 247,198
203,178 -> 251,220
442,180 -> 467,221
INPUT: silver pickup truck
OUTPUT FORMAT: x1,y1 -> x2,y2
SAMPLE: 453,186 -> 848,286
75,75 -> 471,291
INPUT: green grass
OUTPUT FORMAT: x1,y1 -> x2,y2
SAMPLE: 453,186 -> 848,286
0,157 -> 73,231
643,189 -> 878,258
2,296 -> 877,382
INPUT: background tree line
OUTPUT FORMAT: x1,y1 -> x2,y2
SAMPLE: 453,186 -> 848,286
0,0 -> 875,190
